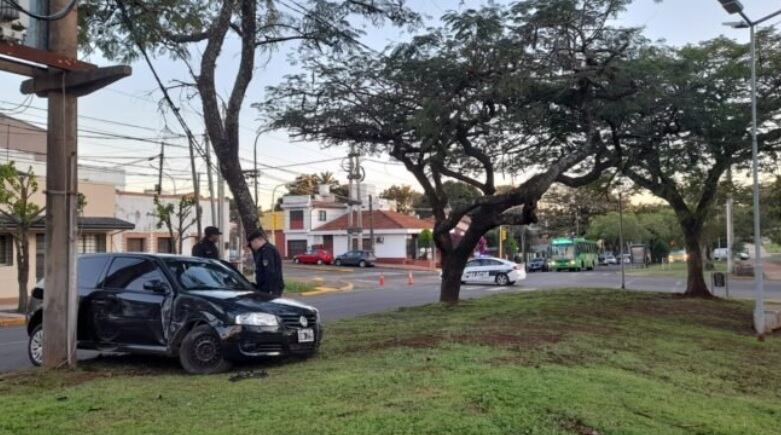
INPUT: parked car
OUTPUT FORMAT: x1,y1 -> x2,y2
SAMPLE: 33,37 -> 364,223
603,254 -> 618,265
333,250 -> 377,267
713,248 -> 729,261
527,257 -> 548,272
739,251 -> 750,260
26,253 -> 322,374
668,249 -> 687,263
460,257 -> 526,286
293,249 -> 333,265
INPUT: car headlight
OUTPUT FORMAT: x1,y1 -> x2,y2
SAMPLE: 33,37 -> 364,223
570,260 -> 576,265
235,312 -> 279,326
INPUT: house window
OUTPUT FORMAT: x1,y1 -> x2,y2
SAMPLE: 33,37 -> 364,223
0,234 -> 13,266
290,210 -> 304,230
126,237 -> 146,252
157,237 -> 175,254
318,210 -> 327,222
79,234 -> 107,253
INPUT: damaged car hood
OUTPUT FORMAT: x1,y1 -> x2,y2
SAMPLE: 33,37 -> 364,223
185,289 -> 316,314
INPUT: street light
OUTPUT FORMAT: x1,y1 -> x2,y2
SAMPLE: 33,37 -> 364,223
269,183 -> 288,247
716,1 -> 781,335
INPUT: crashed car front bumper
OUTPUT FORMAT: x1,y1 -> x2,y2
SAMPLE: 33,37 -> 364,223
218,323 -> 323,360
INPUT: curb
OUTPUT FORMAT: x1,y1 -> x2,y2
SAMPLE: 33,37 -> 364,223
0,316 -> 25,328
299,281 -> 354,297
287,264 -> 354,273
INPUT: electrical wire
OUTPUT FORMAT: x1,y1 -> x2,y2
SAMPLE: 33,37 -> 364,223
0,0 -> 78,21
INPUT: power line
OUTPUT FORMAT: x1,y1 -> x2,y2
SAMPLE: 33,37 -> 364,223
0,0 -> 77,21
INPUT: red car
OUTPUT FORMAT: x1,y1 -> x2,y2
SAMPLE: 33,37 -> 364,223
293,249 -> 333,265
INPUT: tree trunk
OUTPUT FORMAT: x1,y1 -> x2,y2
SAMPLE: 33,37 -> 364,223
15,232 -> 29,313
439,249 -> 469,304
213,142 -> 259,235
683,226 -> 712,298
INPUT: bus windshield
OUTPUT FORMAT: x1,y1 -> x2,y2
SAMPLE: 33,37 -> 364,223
551,244 -> 575,258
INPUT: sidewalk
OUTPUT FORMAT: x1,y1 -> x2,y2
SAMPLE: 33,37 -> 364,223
764,259 -> 781,281
376,262 -> 440,272
0,303 -> 25,328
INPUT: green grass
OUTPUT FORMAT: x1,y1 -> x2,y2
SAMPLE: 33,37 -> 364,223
765,242 -> 781,254
627,261 -> 727,277
2,289 -> 781,434
283,279 -> 320,294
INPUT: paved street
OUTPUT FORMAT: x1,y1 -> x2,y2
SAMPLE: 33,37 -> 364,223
3,264 -> 780,373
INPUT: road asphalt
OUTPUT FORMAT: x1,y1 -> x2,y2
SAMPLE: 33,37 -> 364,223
2,264 -> 780,373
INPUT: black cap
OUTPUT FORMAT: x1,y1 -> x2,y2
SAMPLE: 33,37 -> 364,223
205,226 -> 222,237
246,229 -> 267,243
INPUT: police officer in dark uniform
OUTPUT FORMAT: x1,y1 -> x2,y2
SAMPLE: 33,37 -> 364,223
192,226 -> 221,260
247,230 -> 284,296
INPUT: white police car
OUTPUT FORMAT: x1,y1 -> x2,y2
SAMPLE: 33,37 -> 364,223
461,256 -> 526,286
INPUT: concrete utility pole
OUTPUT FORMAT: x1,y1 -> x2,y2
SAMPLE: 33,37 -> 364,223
188,129 -> 202,237
156,142 -> 164,195
618,186 -> 626,290
204,134 -> 216,226
43,0 -> 79,368
217,157 -> 225,259
345,144 -> 364,250
369,195 -> 374,253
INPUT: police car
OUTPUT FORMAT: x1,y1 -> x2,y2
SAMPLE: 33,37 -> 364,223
460,256 -> 526,286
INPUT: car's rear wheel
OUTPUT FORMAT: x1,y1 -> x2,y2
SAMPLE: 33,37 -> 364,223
359,260 -> 367,268
179,325 -> 232,375
293,258 -> 300,264
495,273 -> 510,286
317,259 -> 323,265
334,259 -> 342,266
28,324 -> 43,367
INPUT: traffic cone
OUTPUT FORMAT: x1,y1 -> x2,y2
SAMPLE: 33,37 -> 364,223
407,271 -> 414,286
379,274 -> 385,286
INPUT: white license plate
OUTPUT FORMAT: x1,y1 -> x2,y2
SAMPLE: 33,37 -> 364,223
297,328 -> 315,343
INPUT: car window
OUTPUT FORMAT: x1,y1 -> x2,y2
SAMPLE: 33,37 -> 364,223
485,260 -> 503,266
165,259 -> 253,291
466,260 -> 479,268
78,257 -> 109,289
104,257 -> 165,292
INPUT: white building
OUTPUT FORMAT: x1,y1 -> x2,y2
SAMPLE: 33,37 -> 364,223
113,191 -> 231,256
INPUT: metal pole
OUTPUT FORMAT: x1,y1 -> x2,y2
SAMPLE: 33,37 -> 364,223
726,198 -> 734,297
254,132 -> 261,211
217,157 -> 225,259
204,134 -> 216,226
749,23 -> 765,334
188,132 -> 202,236
619,188 -> 626,290
157,142 -> 164,195
369,195 -> 375,253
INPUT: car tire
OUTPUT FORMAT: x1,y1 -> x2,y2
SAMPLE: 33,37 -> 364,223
359,260 -> 367,268
495,273 -> 510,286
293,258 -> 300,264
334,259 -> 342,266
317,260 -> 323,265
179,325 -> 232,375
28,324 -> 43,367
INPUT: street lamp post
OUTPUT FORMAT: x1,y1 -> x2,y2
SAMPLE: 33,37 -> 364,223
253,131 -> 262,211
270,183 -> 287,249
618,182 -> 626,290
716,0 -> 781,335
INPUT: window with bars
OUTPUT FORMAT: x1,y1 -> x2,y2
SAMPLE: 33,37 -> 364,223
0,234 -> 13,266
126,237 -> 146,252
157,237 -> 175,254
36,234 -> 45,280
78,234 -> 108,254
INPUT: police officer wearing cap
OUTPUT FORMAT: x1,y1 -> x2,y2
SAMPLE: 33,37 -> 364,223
192,226 -> 221,260
247,230 -> 285,296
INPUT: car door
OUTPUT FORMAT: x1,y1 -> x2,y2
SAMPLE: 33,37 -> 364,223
461,259 -> 482,283
97,256 -> 172,347
345,251 -> 359,266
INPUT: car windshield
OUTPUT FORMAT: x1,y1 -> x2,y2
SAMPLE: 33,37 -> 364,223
165,259 -> 253,291
551,244 -> 575,258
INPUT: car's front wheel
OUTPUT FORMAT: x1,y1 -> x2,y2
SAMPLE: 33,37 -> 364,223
495,273 -> 510,286
317,259 -> 323,265
179,325 -> 232,375
28,324 -> 43,367
334,259 -> 342,266
293,258 -> 300,264
359,260 -> 367,268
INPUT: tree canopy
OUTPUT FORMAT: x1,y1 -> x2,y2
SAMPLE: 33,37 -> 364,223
263,0 -> 644,302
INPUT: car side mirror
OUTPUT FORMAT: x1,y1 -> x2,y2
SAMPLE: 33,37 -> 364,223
143,279 -> 170,293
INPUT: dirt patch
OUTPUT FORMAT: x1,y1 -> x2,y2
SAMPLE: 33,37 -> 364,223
562,418 -> 601,435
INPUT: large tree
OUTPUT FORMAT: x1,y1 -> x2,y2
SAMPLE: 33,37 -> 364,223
602,33 -> 781,297
78,0 -> 418,234
264,0 -> 642,303
380,184 -> 422,214
413,181 -> 481,218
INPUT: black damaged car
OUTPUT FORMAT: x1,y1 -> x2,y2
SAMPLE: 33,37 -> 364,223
26,253 -> 322,374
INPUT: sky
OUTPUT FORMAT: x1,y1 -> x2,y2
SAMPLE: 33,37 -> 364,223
0,0 -> 779,209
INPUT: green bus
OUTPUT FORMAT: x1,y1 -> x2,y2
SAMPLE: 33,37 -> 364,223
548,237 -> 599,272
